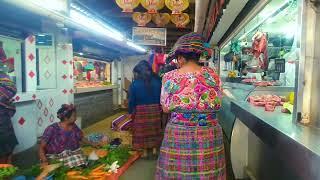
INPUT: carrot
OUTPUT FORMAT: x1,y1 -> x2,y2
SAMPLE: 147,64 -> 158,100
0,164 -> 13,168
88,175 -> 104,179
91,164 -> 105,172
68,175 -> 89,179
67,171 -> 81,176
90,172 -> 106,176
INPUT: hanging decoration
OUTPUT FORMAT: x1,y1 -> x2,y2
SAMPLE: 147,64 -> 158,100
152,13 -> 171,27
170,13 -> 190,28
132,12 -> 152,26
116,0 -> 140,13
140,0 -> 165,14
165,0 -> 189,14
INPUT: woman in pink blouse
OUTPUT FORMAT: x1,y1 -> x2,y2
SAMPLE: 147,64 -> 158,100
156,33 -> 226,179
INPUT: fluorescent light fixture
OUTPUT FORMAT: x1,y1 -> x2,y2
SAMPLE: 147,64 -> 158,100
79,52 -> 84,56
239,0 -> 290,40
126,41 -> 146,52
31,0 -> 66,12
70,9 -> 124,42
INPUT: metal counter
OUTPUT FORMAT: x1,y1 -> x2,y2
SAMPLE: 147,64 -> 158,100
219,83 -> 320,179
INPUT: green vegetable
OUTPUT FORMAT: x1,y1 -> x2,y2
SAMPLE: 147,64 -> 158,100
0,166 -> 18,178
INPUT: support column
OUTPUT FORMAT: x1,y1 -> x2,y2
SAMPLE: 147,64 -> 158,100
297,0 -> 320,127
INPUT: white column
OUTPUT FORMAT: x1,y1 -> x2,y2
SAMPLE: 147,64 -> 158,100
296,1 -> 320,127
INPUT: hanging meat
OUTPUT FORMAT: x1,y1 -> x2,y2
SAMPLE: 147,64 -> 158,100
252,32 -> 268,70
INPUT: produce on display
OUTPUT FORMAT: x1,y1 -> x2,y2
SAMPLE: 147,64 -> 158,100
248,95 -> 287,112
0,164 -> 18,179
228,71 -> 237,78
19,145 -> 134,179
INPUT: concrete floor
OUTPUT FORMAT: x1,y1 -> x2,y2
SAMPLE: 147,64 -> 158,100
83,112 -> 157,180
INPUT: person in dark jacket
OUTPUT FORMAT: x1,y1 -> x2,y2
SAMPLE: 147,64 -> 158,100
0,56 -> 18,164
129,60 -> 162,157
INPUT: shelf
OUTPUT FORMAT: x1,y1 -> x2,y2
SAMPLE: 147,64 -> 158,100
75,85 -> 118,94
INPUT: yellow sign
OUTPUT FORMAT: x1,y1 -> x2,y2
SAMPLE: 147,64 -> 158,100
140,0 -> 165,14
116,0 -> 140,13
132,12 -> 152,26
165,0 -> 189,14
152,13 -> 170,27
171,13 -> 190,28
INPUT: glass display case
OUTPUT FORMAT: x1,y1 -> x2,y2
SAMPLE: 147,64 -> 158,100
0,36 -> 22,91
220,0 -> 298,118
73,56 -> 112,93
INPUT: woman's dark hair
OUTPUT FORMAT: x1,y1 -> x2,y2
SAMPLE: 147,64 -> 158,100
57,104 -> 76,121
176,51 -> 201,62
133,60 -> 153,90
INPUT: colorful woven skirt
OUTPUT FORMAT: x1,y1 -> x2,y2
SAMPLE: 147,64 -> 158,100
156,112 -> 226,180
132,104 -> 162,149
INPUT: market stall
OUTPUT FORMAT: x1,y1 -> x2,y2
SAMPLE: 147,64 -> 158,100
5,139 -> 141,180
73,56 -> 118,128
213,0 -> 320,179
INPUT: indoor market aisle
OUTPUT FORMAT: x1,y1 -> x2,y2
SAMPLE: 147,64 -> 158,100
83,112 -> 157,180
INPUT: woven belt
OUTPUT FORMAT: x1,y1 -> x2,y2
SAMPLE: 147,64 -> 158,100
170,112 -> 218,126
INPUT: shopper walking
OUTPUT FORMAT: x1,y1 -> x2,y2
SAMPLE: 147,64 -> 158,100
156,33 -> 226,179
129,60 -> 162,157
0,59 -> 18,164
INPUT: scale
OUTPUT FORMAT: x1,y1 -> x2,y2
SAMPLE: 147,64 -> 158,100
274,58 -> 285,73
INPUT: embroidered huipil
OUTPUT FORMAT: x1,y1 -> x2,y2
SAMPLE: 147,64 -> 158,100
161,67 -> 222,126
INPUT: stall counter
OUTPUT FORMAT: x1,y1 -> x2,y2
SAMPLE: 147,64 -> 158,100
220,82 -> 320,179
74,85 -> 118,128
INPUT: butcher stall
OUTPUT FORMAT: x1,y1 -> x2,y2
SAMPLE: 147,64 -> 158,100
73,55 -> 118,128
209,0 -> 320,179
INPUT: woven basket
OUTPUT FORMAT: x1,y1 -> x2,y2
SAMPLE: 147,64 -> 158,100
112,131 -> 132,146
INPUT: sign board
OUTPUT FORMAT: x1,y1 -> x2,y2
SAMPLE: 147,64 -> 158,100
132,27 -> 166,46
36,34 -> 53,46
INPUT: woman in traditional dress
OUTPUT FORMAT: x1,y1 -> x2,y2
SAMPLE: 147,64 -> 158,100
129,60 -> 162,157
0,60 -> 18,164
39,104 -> 98,168
156,33 -> 226,179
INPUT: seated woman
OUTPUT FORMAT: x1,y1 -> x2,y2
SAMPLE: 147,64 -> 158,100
39,104 -> 97,168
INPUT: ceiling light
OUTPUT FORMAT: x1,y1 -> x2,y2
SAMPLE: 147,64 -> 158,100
79,52 -> 84,56
70,9 -> 124,42
31,0 -> 66,12
126,41 -> 146,52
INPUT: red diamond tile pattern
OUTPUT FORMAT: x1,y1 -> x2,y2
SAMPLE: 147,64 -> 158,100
69,89 -> 74,94
62,60 -> 67,65
15,96 -> 20,101
49,114 -> 55,122
32,94 -> 36,100
18,117 -> 25,125
44,108 -> 49,117
43,55 -> 51,64
45,71 -> 52,79
28,36 -> 34,44
29,71 -> 35,78
62,74 -> 67,79
62,89 -> 67,94
37,100 -> 43,110
28,53 -> 35,61
49,98 -> 54,107
69,61 -> 73,65
37,117 -> 43,126
70,75 -> 73,79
